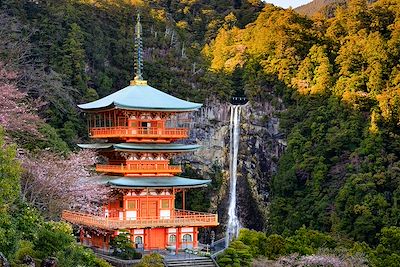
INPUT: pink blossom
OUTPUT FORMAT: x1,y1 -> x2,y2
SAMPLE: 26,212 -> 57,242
273,252 -> 368,267
0,61 -> 42,134
19,149 -> 109,218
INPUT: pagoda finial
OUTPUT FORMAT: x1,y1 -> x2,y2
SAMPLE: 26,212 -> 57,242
131,13 -> 147,86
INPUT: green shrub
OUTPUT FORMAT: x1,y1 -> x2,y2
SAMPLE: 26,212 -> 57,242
136,253 -> 164,267
110,231 -> 142,260
56,244 -> 111,267
285,226 -> 336,255
33,221 -> 74,259
13,240 -> 37,263
238,229 -> 267,257
217,241 -> 252,267
265,234 -> 287,260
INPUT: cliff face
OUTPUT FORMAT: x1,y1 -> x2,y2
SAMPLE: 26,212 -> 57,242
180,99 -> 286,232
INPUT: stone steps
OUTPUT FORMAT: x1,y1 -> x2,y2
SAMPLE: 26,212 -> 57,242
164,257 -> 216,267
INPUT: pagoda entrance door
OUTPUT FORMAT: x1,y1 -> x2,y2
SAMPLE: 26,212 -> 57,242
141,121 -> 151,134
141,201 -> 157,218
147,228 -> 165,249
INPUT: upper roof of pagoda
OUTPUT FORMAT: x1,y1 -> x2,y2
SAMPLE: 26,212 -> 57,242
78,83 -> 202,112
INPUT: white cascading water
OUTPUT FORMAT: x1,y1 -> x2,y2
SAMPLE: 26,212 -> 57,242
225,105 -> 242,246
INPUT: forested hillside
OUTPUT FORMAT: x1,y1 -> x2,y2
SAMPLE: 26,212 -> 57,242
295,0 -> 345,16
1,0 -> 263,147
0,0 -> 263,265
1,0 -> 400,266
204,0 -> 400,265
205,0 -> 400,240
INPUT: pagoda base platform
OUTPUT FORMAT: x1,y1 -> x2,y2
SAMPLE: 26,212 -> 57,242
79,225 -> 206,251
62,209 -> 218,229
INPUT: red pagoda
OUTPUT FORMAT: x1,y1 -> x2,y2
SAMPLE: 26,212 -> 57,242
62,15 -> 218,251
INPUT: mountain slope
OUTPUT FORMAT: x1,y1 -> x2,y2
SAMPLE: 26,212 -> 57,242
295,0 -> 344,16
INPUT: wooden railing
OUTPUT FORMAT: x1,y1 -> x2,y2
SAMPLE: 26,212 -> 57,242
62,210 -> 219,230
96,163 -> 182,174
89,127 -> 188,139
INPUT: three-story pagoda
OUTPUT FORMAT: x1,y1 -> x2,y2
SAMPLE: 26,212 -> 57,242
62,15 -> 218,251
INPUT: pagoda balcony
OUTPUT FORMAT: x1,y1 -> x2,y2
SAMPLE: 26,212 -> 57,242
96,163 -> 182,175
89,127 -> 188,141
62,209 -> 219,230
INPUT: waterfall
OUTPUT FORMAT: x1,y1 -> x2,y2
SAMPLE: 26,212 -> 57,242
226,105 -> 242,246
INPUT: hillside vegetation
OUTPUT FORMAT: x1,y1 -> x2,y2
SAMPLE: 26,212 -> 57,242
295,0 -> 345,16
204,0 -> 400,263
208,0 -> 400,265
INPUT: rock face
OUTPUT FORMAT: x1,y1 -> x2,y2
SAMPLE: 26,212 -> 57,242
22,255 -> 35,267
180,98 -> 286,232
41,257 -> 57,267
0,253 -> 10,267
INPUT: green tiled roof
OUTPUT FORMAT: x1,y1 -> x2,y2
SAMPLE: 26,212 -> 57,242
78,84 -> 202,111
78,143 -> 201,152
98,176 -> 210,188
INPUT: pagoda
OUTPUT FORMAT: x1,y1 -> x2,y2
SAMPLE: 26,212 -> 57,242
62,15 -> 218,251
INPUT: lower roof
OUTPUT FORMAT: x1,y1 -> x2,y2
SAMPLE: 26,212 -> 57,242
98,176 -> 211,189
78,143 -> 200,152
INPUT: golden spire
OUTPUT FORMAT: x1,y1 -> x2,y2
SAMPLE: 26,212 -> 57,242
131,13 -> 147,85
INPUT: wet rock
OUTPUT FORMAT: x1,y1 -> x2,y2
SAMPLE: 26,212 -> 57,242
180,98 -> 286,233
41,257 -> 57,267
0,252 -> 10,267
22,255 -> 35,267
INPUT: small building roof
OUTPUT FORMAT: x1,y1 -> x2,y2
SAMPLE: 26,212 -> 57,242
78,84 -> 202,112
98,176 -> 211,189
78,143 -> 201,152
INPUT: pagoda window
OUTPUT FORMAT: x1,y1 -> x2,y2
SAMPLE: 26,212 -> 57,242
127,200 -> 137,210
169,235 -> 176,243
182,234 -> 192,242
95,114 -> 101,127
135,236 -> 143,244
161,199 -> 169,209
119,200 -> 123,208
117,117 -> 127,127
141,121 -> 151,128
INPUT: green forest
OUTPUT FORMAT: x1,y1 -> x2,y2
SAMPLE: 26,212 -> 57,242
0,0 -> 400,266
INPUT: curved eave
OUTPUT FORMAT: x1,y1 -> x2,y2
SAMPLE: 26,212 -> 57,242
78,143 -> 201,152
99,176 -> 211,189
78,102 -> 202,112
78,143 -> 114,149
77,84 -> 202,112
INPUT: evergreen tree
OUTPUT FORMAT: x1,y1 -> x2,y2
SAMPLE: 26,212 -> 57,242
59,23 -> 87,93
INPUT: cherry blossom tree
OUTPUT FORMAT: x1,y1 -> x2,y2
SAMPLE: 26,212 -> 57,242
0,62 -> 42,134
272,252 -> 368,267
19,149 -> 109,218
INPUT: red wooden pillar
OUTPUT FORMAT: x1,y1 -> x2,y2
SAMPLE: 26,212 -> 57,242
123,194 -> 126,220
176,227 -> 181,253
193,227 -> 198,248
165,229 -> 169,249
144,228 -> 149,250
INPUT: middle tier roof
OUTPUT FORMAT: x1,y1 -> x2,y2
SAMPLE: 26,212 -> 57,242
99,175 -> 211,189
78,143 -> 201,152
